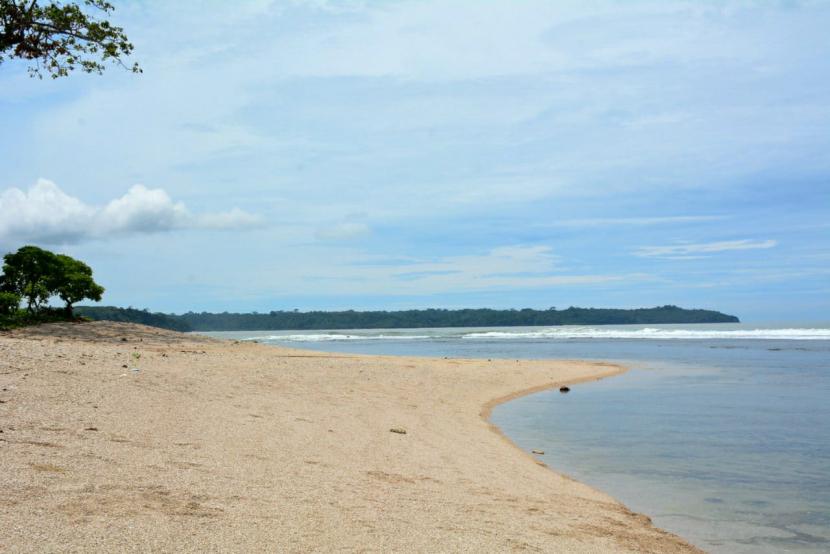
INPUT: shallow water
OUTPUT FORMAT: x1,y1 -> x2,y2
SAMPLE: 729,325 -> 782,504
206,322 -> 830,553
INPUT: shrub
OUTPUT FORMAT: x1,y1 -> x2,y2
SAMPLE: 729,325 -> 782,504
0,291 -> 21,316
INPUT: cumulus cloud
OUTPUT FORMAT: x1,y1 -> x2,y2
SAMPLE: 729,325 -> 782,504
0,179 -> 263,244
635,239 -> 778,258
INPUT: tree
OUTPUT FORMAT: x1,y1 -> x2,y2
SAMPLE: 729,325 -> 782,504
52,254 -> 104,316
0,245 -> 60,312
0,0 -> 139,78
0,245 -> 104,316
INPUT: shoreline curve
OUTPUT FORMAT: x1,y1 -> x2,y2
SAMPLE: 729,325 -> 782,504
480,361 -> 628,473
1,321 -> 701,553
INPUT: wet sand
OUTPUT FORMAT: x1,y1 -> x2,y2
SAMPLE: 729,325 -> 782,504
0,321 -> 701,552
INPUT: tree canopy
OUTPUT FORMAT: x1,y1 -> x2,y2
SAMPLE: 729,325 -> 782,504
0,0 -> 139,78
1,245 -> 59,312
0,245 -> 104,318
53,254 -> 104,314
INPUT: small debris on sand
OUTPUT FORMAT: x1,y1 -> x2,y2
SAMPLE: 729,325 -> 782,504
390,427 -> 407,435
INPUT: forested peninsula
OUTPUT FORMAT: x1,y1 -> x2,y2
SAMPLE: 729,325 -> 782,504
75,305 -> 739,332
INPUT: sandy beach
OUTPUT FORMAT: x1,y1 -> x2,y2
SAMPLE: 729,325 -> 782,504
0,321 -> 701,553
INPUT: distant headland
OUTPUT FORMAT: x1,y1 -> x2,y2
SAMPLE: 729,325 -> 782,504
75,305 -> 739,333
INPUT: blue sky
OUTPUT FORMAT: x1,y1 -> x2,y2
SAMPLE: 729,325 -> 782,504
1,0 -> 828,321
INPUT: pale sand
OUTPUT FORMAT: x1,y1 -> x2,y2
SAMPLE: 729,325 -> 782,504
0,321 -> 701,553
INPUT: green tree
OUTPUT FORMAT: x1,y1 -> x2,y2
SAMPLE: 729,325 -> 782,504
0,0 -> 139,78
52,254 -> 104,316
0,246 -> 105,317
1,245 -> 60,312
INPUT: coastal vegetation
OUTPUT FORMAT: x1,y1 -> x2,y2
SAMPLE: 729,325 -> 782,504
75,305 -> 739,332
74,305 -> 191,332
0,245 -> 104,328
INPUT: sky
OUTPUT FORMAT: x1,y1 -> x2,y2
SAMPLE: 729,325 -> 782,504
1,0 -> 829,322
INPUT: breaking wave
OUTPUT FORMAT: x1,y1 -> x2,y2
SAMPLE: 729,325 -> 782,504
242,326 -> 830,342
245,333 -> 432,342
461,327 -> 830,341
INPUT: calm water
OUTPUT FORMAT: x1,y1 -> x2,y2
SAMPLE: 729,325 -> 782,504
206,323 -> 830,553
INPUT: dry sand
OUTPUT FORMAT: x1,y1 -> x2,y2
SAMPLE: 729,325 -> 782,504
0,321 -> 701,553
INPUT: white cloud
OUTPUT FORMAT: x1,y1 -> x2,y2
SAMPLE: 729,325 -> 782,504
96,184 -> 191,234
635,239 -> 778,258
0,179 -> 263,244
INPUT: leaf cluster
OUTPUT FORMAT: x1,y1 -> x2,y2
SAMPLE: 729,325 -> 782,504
0,0 -> 139,78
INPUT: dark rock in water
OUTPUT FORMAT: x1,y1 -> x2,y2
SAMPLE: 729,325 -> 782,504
531,449 -> 545,455
559,386 -> 570,393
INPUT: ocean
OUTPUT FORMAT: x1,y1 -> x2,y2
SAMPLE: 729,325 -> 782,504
205,322 -> 830,553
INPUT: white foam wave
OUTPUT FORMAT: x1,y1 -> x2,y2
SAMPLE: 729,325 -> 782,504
244,333 -> 432,342
241,327 -> 830,342
462,327 -> 830,341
